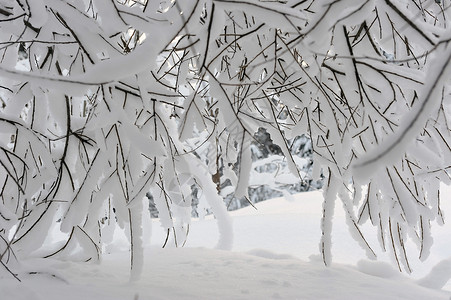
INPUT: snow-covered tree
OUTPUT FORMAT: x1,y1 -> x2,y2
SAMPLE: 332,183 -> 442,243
0,0 -> 450,279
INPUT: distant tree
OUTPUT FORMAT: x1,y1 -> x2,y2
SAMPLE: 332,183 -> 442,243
0,0 -> 450,279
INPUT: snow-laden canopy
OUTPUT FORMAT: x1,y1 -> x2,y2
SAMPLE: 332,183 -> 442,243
0,0 -> 450,279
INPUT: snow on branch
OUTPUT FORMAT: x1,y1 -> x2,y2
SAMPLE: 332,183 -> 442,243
0,0 -> 450,279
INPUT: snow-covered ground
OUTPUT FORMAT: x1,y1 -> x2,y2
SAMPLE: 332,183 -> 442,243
3,187 -> 451,300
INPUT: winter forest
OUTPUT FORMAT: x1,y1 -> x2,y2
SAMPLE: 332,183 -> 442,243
1,0 -> 451,299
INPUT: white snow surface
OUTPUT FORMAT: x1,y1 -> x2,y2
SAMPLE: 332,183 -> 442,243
3,186 -> 451,300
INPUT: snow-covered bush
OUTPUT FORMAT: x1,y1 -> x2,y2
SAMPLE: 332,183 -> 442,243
0,0 -> 450,279
224,132 -> 322,210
